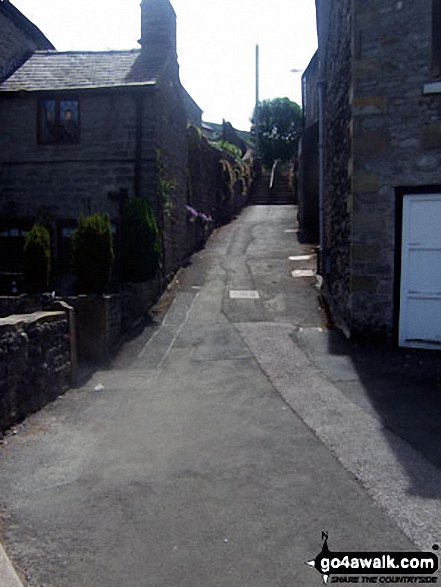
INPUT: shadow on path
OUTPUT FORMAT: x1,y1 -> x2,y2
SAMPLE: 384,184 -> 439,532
319,329 -> 441,498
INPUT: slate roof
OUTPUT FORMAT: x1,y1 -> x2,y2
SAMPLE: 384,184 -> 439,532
0,49 -> 160,92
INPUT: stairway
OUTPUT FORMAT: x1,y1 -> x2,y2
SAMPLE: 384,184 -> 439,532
249,173 -> 296,205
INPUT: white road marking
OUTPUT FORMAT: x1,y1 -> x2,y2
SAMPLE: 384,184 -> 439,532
229,290 -> 260,299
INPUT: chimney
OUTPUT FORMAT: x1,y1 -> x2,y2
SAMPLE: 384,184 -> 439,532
140,0 -> 177,62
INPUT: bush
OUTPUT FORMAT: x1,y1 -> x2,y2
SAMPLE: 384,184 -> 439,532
22,224 -> 51,293
212,141 -> 242,160
122,198 -> 161,282
72,214 -> 114,294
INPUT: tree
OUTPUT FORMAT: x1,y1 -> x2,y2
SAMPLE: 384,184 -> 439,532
72,214 -> 114,294
22,225 -> 51,293
252,97 -> 302,167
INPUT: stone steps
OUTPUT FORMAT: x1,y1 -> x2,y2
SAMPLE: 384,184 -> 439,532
249,174 -> 295,205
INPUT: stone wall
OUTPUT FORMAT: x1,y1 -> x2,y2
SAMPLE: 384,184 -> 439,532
122,279 -> 160,331
320,0 -> 441,338
154,61 -> 191,279
0,311 -> 71,432
302,52 -> 319,129
350,0 -> 441,337
63,295 -> 122,363
0,90 -> 156,221
0,293 -> 54,318
186,127 -> 250,250
0,280 -> 161,364
298,122 -> 319,243
322,0 -> 352,327
0,3 -> 52,83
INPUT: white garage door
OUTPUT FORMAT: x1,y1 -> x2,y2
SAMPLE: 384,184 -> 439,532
399,194 -> 441,349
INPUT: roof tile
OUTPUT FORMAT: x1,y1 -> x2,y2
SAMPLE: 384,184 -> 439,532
0,49 -> 159,91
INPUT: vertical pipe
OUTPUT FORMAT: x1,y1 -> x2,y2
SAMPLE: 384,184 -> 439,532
255,44 -> 260,158
134,92 -> 143,198
318,70 -> 325,275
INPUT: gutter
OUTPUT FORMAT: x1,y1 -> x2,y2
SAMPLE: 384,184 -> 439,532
0,81 -> 157,95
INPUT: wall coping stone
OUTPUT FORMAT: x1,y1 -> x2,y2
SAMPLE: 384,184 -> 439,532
0,311 -> 66,329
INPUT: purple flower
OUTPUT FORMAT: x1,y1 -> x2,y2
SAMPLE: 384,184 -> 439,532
185,205 -> 199,221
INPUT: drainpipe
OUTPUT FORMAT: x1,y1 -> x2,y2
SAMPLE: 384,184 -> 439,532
134,92 -> 143,198
317,68 -> 326,276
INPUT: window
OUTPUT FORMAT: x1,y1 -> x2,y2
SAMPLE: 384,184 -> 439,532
433,0 -> 441,79
38,98 -> 80,144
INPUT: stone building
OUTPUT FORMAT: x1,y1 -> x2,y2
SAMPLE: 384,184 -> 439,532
298,51 -> 319,243
0,0 -> 202,282
313,0 -> 441,348
0,0 -> 54,83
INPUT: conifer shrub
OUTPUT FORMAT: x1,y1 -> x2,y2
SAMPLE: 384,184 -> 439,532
122,198 -> 161,283
72,213 -> 114,294
22,224 -> 51,293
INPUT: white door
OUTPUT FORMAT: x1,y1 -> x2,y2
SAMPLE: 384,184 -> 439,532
399,194 -> 441,349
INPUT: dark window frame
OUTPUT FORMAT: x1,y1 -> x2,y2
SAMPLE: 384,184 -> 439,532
37,95 -> 81,145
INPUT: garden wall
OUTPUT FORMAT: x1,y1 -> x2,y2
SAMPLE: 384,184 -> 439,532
0,311 -> 71,433
0,277 -> 161,367
186,127 -> 251,256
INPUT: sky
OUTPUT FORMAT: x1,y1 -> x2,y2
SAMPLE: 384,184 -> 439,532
12,0 -> 318,131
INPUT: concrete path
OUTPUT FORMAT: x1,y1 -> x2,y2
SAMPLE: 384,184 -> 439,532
0,206 -> 439,586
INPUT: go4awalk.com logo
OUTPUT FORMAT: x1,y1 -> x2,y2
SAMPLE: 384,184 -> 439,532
306,533 -> 439,584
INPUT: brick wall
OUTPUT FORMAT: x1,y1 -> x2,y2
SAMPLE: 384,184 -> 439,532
0,311 -> 71,432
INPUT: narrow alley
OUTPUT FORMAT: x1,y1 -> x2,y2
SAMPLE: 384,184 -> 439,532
0,205 -> 439,587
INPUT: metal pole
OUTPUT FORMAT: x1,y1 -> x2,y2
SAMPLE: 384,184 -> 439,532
255,44 -> 260,157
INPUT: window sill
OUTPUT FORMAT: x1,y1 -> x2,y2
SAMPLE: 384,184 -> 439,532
423,82 -> 441,94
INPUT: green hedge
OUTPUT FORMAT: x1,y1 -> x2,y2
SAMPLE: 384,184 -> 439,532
22,224 -> 51,293
72,214 -> 114,294
122,198 -> 161,283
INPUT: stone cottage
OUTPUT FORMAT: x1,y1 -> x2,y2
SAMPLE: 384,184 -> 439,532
0,0 -> 54,83
312,0 -> 441,348
0,0 -> 202,283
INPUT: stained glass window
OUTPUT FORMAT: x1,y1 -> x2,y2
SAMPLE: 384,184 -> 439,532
38,98 -> 80,144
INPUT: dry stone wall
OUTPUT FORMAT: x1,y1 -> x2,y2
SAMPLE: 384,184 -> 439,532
0,311 -> 71,432
322,0 -> 353,328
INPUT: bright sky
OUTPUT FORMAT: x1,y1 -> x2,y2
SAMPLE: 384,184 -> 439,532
12,0 -> 317,131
